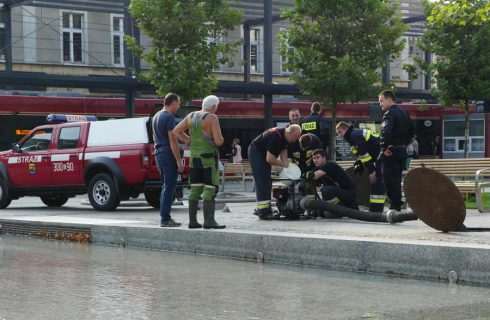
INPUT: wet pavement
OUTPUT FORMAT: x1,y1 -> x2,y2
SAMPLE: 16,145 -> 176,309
1,184 -> 490,286
1,234 -> 490,320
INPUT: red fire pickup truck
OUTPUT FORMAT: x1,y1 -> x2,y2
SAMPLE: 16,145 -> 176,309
0,114 -> 188,211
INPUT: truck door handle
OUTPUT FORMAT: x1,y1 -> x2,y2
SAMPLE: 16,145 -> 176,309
69,154 -> 77,158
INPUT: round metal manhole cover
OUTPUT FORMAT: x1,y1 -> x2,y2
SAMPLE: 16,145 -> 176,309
404,167 -> 466,232
345,167 -> 370,207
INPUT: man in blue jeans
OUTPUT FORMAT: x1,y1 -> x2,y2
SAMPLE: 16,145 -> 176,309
152,93 -> 183,227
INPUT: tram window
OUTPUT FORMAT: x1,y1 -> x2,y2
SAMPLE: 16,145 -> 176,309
58,126 -> 80,149
21,129 -> 53,152
472,138 -> 484,152
444,138 -> 456,152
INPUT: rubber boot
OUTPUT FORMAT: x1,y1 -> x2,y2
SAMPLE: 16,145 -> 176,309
188,200 -> 202,229
203,200 -> 226,229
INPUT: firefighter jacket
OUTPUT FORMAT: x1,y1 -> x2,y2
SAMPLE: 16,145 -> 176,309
380,105 -> 414,150
344,125 -> 380,173
251,127 -> 288,157
300,112 -> 329,146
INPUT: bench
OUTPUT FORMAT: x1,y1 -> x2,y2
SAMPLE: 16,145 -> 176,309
241,160 -> 283,192
337,160 -> 355,170
219,162 -> 246,191
408,158 -> 490,212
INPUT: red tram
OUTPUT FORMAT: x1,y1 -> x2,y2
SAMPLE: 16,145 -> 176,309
0,95 -> 483,158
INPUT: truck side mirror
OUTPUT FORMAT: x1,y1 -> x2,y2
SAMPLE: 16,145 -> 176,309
12,143 -> 21,153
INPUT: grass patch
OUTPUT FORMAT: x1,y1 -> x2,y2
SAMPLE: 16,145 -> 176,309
466,193 -> 490,209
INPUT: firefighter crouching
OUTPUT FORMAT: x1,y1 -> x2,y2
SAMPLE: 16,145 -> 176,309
336,122 -> 385,213
249,124 -> 302,220
303,149 -> 359,212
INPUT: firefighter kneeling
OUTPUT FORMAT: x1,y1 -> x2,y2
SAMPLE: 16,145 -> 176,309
302,149 -> 359,217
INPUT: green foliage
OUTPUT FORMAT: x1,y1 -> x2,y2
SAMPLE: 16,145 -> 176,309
127,0 -> 243,101
279,0 -> 407,156
408,0 -> 490,107
279,0 -> 407,105
406,0 -> 490,158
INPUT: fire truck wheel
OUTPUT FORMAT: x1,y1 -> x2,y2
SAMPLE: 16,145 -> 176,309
88,173 -> 120,211
144,190 -> 161,209
40,194 -> 69,207
0,178 -> 12,209
144,190 -> 177,209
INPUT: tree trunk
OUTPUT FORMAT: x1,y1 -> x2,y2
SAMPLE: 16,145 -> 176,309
463,101 -> 470,159
330,103 -> 337,160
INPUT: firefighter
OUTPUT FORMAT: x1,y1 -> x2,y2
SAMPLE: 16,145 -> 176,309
249,124 -> 302,220
287,108 -> 302,168
298,133 -> 323,173
300,102 -> 330,150
378,90 -> 415,213
336,122 -> 385,213
303,149 -> 358,211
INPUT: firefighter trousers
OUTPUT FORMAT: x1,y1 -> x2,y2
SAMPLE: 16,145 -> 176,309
381,158 -> 405,211
320,185 -> 359,210
369,163 -> 386,213
248,144 -> 272,208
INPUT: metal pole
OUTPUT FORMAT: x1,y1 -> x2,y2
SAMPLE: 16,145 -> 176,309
125,89 -> 135,118
264,0 -> 273,128
123,0 -> 134,78
243,24 -> 250,100
124,0 -> 135,117
3,4 -> 12,72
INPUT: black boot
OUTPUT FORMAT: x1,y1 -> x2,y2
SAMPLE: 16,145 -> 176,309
253,207 -> 280,220
188,200 -> 202,229
203,200 -> 226,229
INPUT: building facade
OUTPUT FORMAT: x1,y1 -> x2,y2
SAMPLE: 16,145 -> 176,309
0,0 -> 428,94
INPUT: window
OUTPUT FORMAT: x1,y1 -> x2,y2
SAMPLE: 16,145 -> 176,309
250,28 -> 261,73
444,139 -> 456,152
443,119 -> 485,153
21,129 -> 53,152
58,127 -> 80,149
62,12 -> 84,63
111,14 -> 124,66
472,138 -> 484,152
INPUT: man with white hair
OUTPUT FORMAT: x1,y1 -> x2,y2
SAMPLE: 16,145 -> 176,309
173,95 -> 226,229
248,124 -> 302,220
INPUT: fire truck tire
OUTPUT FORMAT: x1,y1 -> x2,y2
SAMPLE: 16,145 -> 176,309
88,173 -> 120,211
0,178 -> 12,209
144,190 -> 177,209
40,194 -> 69,207
144,190 -> 161,209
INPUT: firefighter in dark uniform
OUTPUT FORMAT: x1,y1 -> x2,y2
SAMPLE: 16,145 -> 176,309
287,108 -> 303,169
303,149 -> 358,210
300,102 -> 330,150
378,90 -> 415,212
336,122 -> 385,212
298,133 -> 323,173
249,124 -> 302,220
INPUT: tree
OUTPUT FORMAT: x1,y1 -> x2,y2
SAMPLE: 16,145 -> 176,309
126,0 -> 243,102
405,0 -> 490,158
279,0 -> 406,158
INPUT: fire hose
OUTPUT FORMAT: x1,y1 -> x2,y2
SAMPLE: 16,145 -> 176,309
299,196 -> 418,224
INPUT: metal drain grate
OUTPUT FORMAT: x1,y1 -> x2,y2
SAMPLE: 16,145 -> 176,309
0,222 -> 91,242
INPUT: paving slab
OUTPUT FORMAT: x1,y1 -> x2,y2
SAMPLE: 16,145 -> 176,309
1,188 -> 490,286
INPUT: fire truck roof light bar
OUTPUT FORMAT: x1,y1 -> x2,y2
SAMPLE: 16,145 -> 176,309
46,114 -> 97,123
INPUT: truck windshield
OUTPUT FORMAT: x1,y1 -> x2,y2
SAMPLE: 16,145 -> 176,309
21,129 -> 53,152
